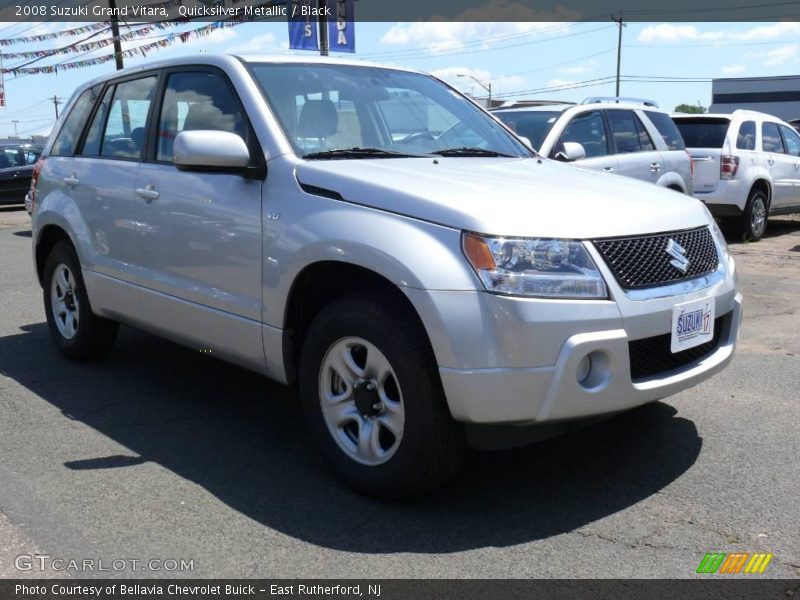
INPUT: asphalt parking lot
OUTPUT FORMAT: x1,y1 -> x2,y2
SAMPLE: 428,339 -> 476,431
0,205 -> 798,579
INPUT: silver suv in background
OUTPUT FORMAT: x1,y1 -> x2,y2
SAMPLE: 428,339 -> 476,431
492,98 -> 693,195
30,56 -> 740,498
674,110 -> 800,240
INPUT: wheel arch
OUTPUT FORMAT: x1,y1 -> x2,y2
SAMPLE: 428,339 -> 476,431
281,261 -> 435,384
35,224 -> 73,286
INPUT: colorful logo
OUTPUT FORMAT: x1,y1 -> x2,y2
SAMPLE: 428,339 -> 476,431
696,552 -> 773,574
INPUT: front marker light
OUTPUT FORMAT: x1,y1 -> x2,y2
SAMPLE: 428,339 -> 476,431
462,232 -> 608,299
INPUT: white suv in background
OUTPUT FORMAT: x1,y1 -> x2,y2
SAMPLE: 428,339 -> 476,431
492,98 -> 693,195
673,110 -> 800,241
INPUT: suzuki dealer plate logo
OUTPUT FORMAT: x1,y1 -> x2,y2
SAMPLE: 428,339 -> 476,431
666,239 -> 690,273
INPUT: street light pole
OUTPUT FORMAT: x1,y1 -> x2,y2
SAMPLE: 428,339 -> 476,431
12,120 -> 18,138
456,74 -> 492,107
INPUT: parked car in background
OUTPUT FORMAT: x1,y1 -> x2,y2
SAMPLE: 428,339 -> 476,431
673,110 -> 800,241
789,118 -> 800,134
491,98 -> 693,195
0,143 -> 42,207
31,56 -> 740,498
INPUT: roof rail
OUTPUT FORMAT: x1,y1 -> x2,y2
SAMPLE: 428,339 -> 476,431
581,96 -> 659,108
493,99 -> 576,109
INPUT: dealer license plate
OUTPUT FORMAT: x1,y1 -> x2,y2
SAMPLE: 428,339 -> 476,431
671,296 -> 715,353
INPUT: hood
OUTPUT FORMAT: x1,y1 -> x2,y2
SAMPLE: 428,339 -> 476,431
294,157 -> 709,239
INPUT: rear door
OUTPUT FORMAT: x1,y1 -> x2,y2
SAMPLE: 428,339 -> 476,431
778,124 -> 800,206
673,117 -> 731,194
762,121 -> 794,209
643,110 -> 691,193
551,110 -> 618,174
605,109 -> 663,185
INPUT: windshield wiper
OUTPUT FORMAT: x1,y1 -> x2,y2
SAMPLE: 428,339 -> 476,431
303,147 -> 424,160
431,147 -> 515,157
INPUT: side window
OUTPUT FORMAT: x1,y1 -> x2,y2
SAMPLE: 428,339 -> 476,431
101,76 -> 158,160
557,111 -> 608,158
644,111 -> 685,150
0,147 -> 21,169
81,86 -> 115,156
50,85 -> 102,157
736,121 -> 756,150
24,147 -> 42,164
633,115 -> 656,151
156,71 -> 246,162
607,110 -> 649,154
761,122 -> 785,154
779,125 -> 800,157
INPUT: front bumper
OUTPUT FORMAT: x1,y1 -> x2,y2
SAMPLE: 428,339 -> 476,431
406,251 -> 741,425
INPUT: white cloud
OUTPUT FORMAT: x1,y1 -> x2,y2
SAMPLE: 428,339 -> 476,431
560,59 -> 598,75
429,67 -> 525,96
637,24 -> 724,43
747,43 -> 799,66
381,22 -> 572,53
638,22 -> 800,44
226,33 -> 280,54
721,64 -> 746,75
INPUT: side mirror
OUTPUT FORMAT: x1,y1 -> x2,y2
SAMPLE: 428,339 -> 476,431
555,141 -> 586,162
174,130 -> 250,170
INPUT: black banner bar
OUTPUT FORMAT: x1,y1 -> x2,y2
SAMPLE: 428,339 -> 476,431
2,580 -> 800,600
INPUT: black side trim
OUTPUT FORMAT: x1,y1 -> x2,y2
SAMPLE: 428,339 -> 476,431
299,183 -> 344,201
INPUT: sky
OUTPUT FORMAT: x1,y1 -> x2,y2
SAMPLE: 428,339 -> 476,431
1,20 -> 799,138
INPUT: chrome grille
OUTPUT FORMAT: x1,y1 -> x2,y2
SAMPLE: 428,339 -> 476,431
592,227 -> 718,290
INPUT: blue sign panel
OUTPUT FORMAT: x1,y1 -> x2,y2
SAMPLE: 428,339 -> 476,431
288,0 -> 319,52
327,0 -> 355,53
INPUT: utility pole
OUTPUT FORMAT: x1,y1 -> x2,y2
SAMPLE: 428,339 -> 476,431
51,95 -> 62,119
109,0 -> 124,70
612,12 -> 625,97
12,120 -> 18,138
317,0 -> 329,56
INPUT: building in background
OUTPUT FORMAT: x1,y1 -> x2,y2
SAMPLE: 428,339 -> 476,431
709,75 -> 800,120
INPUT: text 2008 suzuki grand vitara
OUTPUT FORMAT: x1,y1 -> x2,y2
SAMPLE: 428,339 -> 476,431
31,55 -> 741,498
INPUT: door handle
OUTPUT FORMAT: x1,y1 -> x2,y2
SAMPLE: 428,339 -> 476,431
602,166 -> 615,172
63,175 -> 79,188
650,162 -> 661,171
135,186 -> 160,201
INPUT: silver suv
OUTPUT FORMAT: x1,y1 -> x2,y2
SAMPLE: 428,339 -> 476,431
673,110 -> 800,240
30,56 -> 741,498
492,98 -> 693,195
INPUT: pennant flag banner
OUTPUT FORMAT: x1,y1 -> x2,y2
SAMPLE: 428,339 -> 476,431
327,0 -> 355,53
288,0 -> 319,51
0,22 -> 109,46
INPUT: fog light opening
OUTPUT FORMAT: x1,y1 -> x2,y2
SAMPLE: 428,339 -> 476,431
577,355 -> 592,384
576,351 -> 611,390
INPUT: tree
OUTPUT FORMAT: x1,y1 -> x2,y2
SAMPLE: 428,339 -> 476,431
674,103 -> 707,114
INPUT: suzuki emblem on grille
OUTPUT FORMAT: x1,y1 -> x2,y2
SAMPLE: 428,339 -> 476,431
665,239 -> 690,273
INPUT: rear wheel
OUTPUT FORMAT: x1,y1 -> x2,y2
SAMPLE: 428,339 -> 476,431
298,292 -> 465,499
43,241 -> 118,360
738,188 -> 769,241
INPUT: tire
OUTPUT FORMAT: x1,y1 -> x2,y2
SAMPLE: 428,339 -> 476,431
43,241 -> 118,361
738,188 -> 769,241
298,292 -> 466,500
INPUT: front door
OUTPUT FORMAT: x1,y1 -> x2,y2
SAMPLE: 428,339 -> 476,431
554,110 -> 619,174
133,69 -> 263,324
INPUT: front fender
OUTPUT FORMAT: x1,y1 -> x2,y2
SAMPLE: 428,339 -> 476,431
262,194 -> 479,330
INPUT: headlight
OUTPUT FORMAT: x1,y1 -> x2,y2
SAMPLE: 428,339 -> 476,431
701,204 -> 730,263
462,232 -> 608,299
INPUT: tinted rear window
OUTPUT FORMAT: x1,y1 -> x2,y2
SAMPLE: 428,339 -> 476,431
673,118 -> 730,148
493,110 -> 560,150
737,121 -> 756,150
645,111 -> 685,150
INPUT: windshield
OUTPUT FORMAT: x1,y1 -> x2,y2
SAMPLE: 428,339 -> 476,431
493,110 -> 561,150
248,63 -> 531,159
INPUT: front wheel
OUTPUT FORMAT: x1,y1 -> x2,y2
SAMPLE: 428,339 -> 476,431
738,189 -> 769,241
43,241 -> 118,360
298,293 -> 465,499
